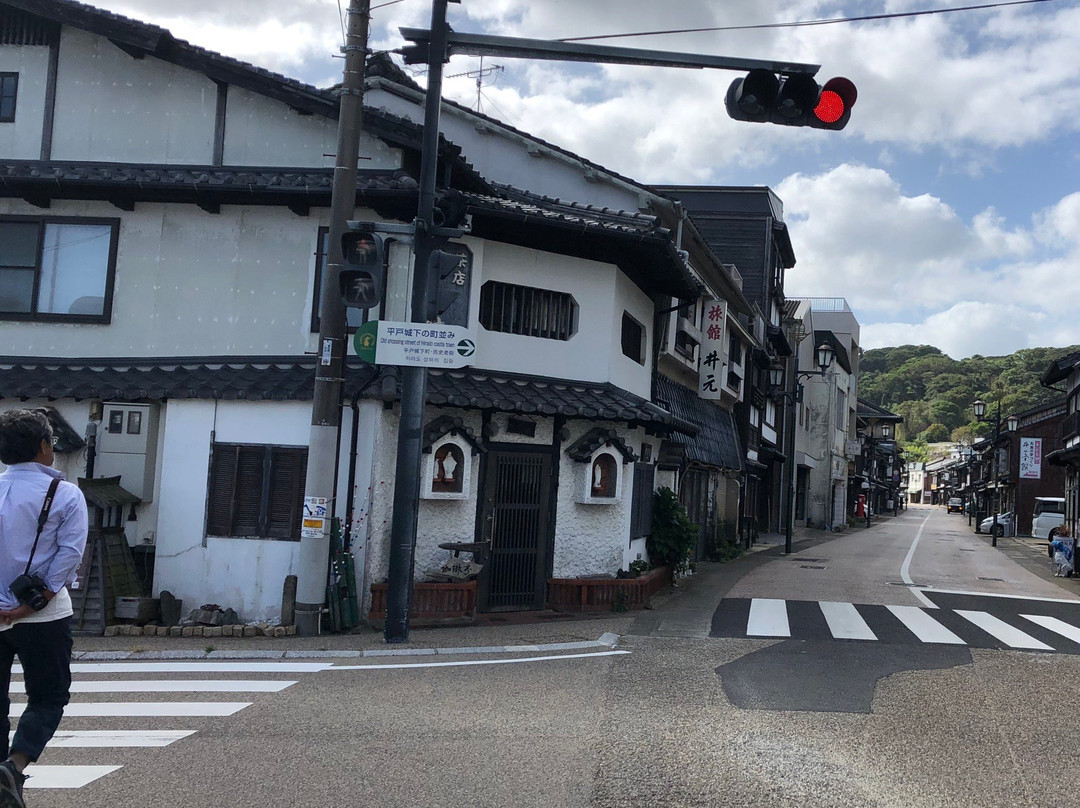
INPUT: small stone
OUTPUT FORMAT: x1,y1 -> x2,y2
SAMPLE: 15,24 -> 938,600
207,626 -> 222,637
182,627 -> 194,637
285,625 -> 297,636
273,626 -> 287,638
222,608 -> 240,625
159,591 -> 182,626
170,626 -> 183,637
104,626 -> 119,637
157,626 -> 169,636
243,626 -> 257,637
221,625 -> 233,637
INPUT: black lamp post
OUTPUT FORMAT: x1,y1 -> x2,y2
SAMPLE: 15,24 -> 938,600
862,423 -> 890,527
973,399 -> 1018,547
771,341 -> 836,555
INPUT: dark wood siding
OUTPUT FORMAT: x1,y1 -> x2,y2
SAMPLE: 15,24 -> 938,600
206,444 -> 307,540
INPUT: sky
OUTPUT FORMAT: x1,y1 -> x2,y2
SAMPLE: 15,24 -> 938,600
85,0 -> 1080,359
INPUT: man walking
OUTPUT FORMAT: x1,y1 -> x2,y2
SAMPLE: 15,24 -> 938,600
0,410 -> 88,807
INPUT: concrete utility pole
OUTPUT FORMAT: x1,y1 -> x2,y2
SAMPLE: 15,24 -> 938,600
295,0 -> 371,636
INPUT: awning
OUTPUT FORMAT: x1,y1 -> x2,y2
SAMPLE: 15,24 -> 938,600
653,376 -> 743,472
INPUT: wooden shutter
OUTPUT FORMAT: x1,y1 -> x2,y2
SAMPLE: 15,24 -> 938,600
206,445 -> 238,536
629,463 -> 656,540
232,447 -> 264,536
266,448 -> 307,539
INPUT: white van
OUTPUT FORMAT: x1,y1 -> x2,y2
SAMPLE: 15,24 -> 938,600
1032,497 -> 1066,541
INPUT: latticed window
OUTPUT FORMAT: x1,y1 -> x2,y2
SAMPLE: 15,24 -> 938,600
206,444 -> 308,539
479,280 -> 577,341
0,74 -> 16,122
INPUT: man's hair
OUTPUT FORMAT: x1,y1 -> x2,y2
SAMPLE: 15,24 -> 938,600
0,408 -> 53,465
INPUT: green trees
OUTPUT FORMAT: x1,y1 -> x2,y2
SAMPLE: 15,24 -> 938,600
860,344 -> 1079,444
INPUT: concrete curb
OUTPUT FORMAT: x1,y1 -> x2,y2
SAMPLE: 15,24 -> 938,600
72,631 -> 622,662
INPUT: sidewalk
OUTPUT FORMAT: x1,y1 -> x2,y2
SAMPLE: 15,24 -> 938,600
74,517 -> 900,660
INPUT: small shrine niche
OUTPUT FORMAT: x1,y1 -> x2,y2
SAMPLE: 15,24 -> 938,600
432,443 -> 465,494
590,453 -> 617,498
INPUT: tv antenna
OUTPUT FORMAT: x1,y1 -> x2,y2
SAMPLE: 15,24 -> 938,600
447,56 -> 504,113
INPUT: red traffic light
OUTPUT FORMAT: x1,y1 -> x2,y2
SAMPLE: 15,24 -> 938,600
812,77 -> 857,128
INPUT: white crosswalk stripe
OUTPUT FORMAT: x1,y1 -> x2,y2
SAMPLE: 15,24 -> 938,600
10,660 -> 320,790
747,598 -> 790,637
1021,614 -> 1080,644
955,610 -> 1054,650
886,605 -> 967,645
819,601 -> 878,641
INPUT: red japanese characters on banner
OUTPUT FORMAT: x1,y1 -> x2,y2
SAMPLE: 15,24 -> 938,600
698,298 -> 726,400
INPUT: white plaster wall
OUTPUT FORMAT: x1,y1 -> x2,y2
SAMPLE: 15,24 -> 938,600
0,44 -> 49,159
552,420 -> 642,579
366,88 -> 639,210
153,399 -> 314,620
609,270 -> 655,399
0,198 -> 343,357
470,240 -> 651,397
223,87 -> 401,169
50,28 -> 216,164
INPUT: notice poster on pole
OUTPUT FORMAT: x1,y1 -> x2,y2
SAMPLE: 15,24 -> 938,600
698,298 -> 726,400
1019,437 -> 1042,479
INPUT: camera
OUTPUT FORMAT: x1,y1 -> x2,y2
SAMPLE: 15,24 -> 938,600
10,574 -> 49,611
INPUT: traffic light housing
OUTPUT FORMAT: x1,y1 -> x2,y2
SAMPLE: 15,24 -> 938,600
339,229 -> 387,311
725,69 -> 857,130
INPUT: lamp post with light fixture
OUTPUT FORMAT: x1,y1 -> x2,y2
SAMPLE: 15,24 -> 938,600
973,398 -> 1018,548
770,341 -> 836,555
861,423 -> 891,528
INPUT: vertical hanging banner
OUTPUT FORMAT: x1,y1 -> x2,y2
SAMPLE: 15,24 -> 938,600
1019,437 -> 1043,479
699,298 -> 726,400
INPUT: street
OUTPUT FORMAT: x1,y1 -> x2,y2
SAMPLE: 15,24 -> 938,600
26,504 -> 1080,807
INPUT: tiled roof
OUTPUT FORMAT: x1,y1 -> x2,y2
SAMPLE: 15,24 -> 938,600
486,184 -> 666,234
0,357 -> 681,429
654,376 -> 743,471
856,397 -> 903,422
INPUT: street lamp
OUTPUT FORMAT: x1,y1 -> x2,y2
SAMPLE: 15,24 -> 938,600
973,399 -> 1019,547
771,341 -> 835,555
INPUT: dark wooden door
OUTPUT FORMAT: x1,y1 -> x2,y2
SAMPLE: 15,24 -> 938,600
478,448 -> 553,611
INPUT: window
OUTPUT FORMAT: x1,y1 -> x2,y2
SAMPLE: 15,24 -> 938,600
311,226 -> 367,333
206,444 -> 308,540
674,328 -> 698,361
836,389 -> 847,429
479,280 -> 577,340
0,217 -> 118,321
0,74 -> 16,122
629,462 -> 655,540
621,312 -> 646,365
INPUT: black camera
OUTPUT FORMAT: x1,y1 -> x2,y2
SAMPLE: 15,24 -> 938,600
10,574 -> 49,611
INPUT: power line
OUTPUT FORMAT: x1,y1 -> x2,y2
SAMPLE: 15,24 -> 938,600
556,0 -> 1063,43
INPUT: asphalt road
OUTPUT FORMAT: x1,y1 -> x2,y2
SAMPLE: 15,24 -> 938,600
25,504 -> 1080,807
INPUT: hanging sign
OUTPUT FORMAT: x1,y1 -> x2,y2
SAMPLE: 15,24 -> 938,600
1020,437 -> 1042,479
698,298 -> 726,400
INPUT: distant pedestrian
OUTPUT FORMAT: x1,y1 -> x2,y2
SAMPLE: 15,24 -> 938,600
0,409 -> 88,808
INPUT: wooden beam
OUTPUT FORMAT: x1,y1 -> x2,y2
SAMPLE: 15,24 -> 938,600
288,203 -> 310,217
196,200 -> 221,215
109,38 -> 148,60
22,193 -> 50,209
109,198 -> 136,212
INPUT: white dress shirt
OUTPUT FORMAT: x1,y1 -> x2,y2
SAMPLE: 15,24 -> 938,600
0,462 -> 88,626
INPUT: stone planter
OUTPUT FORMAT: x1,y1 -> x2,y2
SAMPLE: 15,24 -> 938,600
368,580 -> 477,628
546,566 -> 672,613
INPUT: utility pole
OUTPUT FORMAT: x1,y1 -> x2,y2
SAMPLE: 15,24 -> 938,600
295,0 -> 371,636
382,0 -> 454,644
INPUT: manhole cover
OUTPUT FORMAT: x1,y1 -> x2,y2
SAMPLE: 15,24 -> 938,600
800,564 -> 826,570
793,558 -> 828,563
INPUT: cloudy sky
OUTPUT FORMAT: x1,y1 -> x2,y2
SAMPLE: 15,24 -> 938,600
90,0 -> 1080,359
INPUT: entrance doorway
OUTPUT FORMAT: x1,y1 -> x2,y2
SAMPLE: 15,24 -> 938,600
478,447 -> 553,611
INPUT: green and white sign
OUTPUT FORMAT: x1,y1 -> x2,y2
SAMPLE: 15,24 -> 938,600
353,320 -> 477,368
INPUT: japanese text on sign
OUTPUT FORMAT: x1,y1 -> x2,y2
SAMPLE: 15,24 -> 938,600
1019,437 -> 1042,479
698,298 -> 726,400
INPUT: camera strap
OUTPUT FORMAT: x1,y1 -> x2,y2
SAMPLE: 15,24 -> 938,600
23,478 -> 61,577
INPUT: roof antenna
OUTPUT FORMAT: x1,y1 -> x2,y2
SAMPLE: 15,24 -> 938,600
447,56 -> 504,112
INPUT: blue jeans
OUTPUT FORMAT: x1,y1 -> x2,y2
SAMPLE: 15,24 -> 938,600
0,617 -> 72,762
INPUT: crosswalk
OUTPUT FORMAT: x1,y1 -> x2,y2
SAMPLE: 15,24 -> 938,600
711,597 -> 1080,654
12,660 -> 331,791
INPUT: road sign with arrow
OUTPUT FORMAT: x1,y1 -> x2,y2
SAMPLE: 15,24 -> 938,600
353,320 -> 477,369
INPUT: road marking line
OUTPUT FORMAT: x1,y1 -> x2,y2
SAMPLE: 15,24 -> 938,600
886,605 -> 966,644
746,598 -> 790,637
819,601 -> 878,641
1021,614 -> 1080,644
10,679 -> 296,694
954,610 -> 1054,650
23,765 -> 121,789
23,730 -> 196,748
901,512 -> 936,608
10,702 -> 251,718
919,588 -> 1080,605
13,662 -> 331,674
330,650 -> 629,670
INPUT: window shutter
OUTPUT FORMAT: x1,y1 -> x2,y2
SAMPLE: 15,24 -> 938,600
267,448 -> 307,538
206,445 -> 237,536
232,447 -> 264,536
629,463 -> 656,540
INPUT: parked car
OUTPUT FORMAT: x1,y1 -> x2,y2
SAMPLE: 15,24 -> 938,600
978,512 -> 1013,538
1031,496 -> 1066,541
947,497 -> 963,513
